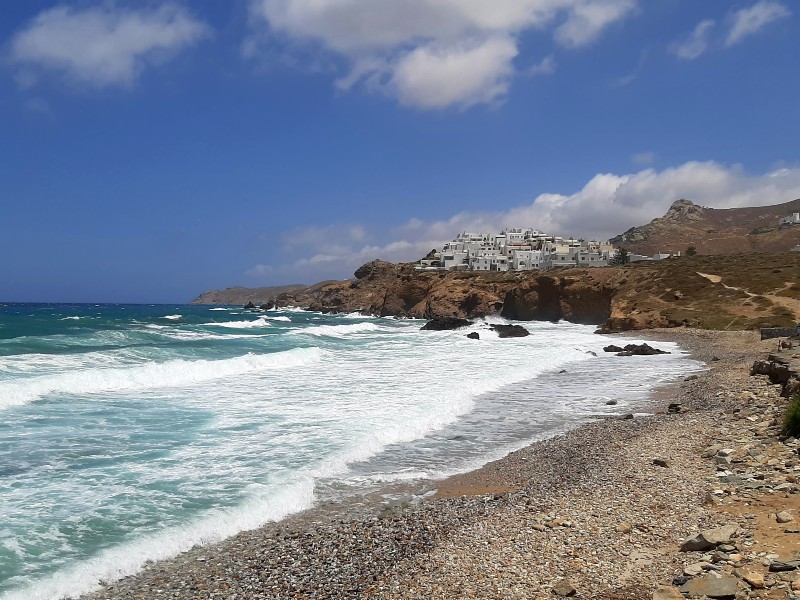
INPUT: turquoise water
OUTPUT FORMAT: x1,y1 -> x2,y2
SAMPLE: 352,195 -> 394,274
0,303 -> 701,599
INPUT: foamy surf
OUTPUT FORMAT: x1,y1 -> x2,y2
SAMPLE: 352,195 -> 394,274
0,347 -> 324,409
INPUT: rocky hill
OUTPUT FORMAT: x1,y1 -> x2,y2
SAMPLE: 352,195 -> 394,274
275,254 -> 800,332
190,284 -> 308,305
610,198 -> 800,256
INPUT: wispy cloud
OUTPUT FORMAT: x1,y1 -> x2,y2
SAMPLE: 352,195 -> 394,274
526,54 -> 557,77
631,151 -> 655,165
249,161 -> 800,282
726,1 -> 790,47
7,3 -> 211,89
669,19 -> 715,60
245,0 -> 639,110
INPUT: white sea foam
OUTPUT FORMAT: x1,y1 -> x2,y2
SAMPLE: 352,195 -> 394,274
200,319 -> 272,329
59,316 -> 82,321
208,308 -> 229,311
3,479 -> 316,600
0,347 -> 324,409
162,315 -> 182,320
291,322 -> 381,337
266,316 -> 291,322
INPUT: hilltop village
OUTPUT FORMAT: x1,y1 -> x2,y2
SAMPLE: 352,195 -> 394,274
416,228 -> 677,273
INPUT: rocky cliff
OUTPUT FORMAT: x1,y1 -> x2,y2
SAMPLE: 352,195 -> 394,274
610,198 -> 800,256
276,254 -> 800,332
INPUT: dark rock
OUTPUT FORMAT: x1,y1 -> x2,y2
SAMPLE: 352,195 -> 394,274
761,327 -> 797,340
421,317 -> 473,331
711,356 -> 720,361
558,369 -> 567,374
684,374 -> 699,381
606,400 -> 618,405
621,414 -> 634,420
489,324 -> 530,338
668,403 -> 683,413
680,524 -> 739,551
671,576 -> 689,587
769,559 -> 800,572
616,343 -> 670,356
260,300 -> 275,310
244,301 -> 256,309
466,332 -> 480,340
604,344 -> 624,352
653,458 -> 670,468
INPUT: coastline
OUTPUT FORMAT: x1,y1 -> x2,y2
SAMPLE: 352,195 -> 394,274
79,328 -> 791,599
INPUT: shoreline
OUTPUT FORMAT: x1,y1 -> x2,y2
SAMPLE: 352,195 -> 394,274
78,328 -> 788,599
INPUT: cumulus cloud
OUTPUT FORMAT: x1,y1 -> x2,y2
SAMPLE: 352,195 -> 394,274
7,3 -> 211,88
252,161 -> 800,281
669,19 -> 715,60
246,0 -> 639,109
726,1 -> 790,47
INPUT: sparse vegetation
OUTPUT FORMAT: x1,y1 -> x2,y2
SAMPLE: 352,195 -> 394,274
685,246 -> 697,256
782,393 -> 800,437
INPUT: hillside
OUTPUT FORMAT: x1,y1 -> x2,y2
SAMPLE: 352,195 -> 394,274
190,284 -> 307,305
610,198 -> 800,255
275,254 -> 800,332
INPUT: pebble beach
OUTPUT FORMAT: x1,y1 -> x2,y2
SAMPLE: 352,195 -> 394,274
83,328 -> 800,599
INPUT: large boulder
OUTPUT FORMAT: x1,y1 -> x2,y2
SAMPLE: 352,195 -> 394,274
679,576 -> 738,598
680,523 -> 739,551
421,317 -> 473,331
616,343 -> 669,356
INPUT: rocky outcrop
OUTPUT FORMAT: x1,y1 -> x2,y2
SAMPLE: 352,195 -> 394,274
421,318 -> 473,331
490,324 -> 529,338
190,284 -> 308,305
257,253 -> 800,333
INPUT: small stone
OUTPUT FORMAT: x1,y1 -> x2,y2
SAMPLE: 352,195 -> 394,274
684,562 -> 705,576
776,511 -> 795,524
652,586 -> 684,600
792,577 -> 800,592
616,522 -> 633,534
552,579 -> 577,597
770,560 -> 800,572
680,524 -> 739,552
741,571 -> 765,589
606,399 -> 618,405
653,458 -> 670,468
680,575 -> 738,598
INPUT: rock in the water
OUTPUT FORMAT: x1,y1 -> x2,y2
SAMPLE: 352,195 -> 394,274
606,399 -> 618,405
622,413 -> 634,420
604,344 -> 624,352
466,332 -> 480,340
684,374 -> 699,381
679,575 -> 738,598
421,317 -> 473,331
489,324 -> 530,338
776,510 -> 795,523
552,579 -> 577,597
244,301 -> 256,309
616,343 -> 670,356
652,586 -> 684,600
260,300 -> 275,310
680,523 -> 739,551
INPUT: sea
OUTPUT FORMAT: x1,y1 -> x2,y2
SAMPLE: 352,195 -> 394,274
0,303 -> 702,599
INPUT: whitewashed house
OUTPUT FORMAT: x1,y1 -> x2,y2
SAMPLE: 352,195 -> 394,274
780,213 -> 800,226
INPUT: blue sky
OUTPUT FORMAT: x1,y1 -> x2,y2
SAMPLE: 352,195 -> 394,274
1,0 -> 799,303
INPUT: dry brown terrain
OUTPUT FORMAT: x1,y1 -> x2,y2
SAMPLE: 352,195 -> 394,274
610,198 -> 800,256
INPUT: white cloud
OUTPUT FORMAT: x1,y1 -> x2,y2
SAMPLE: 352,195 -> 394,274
391,37 -> 518,109
7,4 -> 211,88
527,54 -> 557,76
726,1 -> 790,47
254,161 -> 800,281
554,0 -> 638,49
669,19 -> 715,60
246,0 -> 639,109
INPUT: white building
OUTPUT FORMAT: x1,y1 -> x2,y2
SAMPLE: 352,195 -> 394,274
780,213 -> 800,226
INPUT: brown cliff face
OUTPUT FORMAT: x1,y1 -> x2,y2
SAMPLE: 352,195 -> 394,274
281,254 -> 800,333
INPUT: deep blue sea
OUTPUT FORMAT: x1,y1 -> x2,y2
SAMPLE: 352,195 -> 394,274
0,303 -> 702,599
